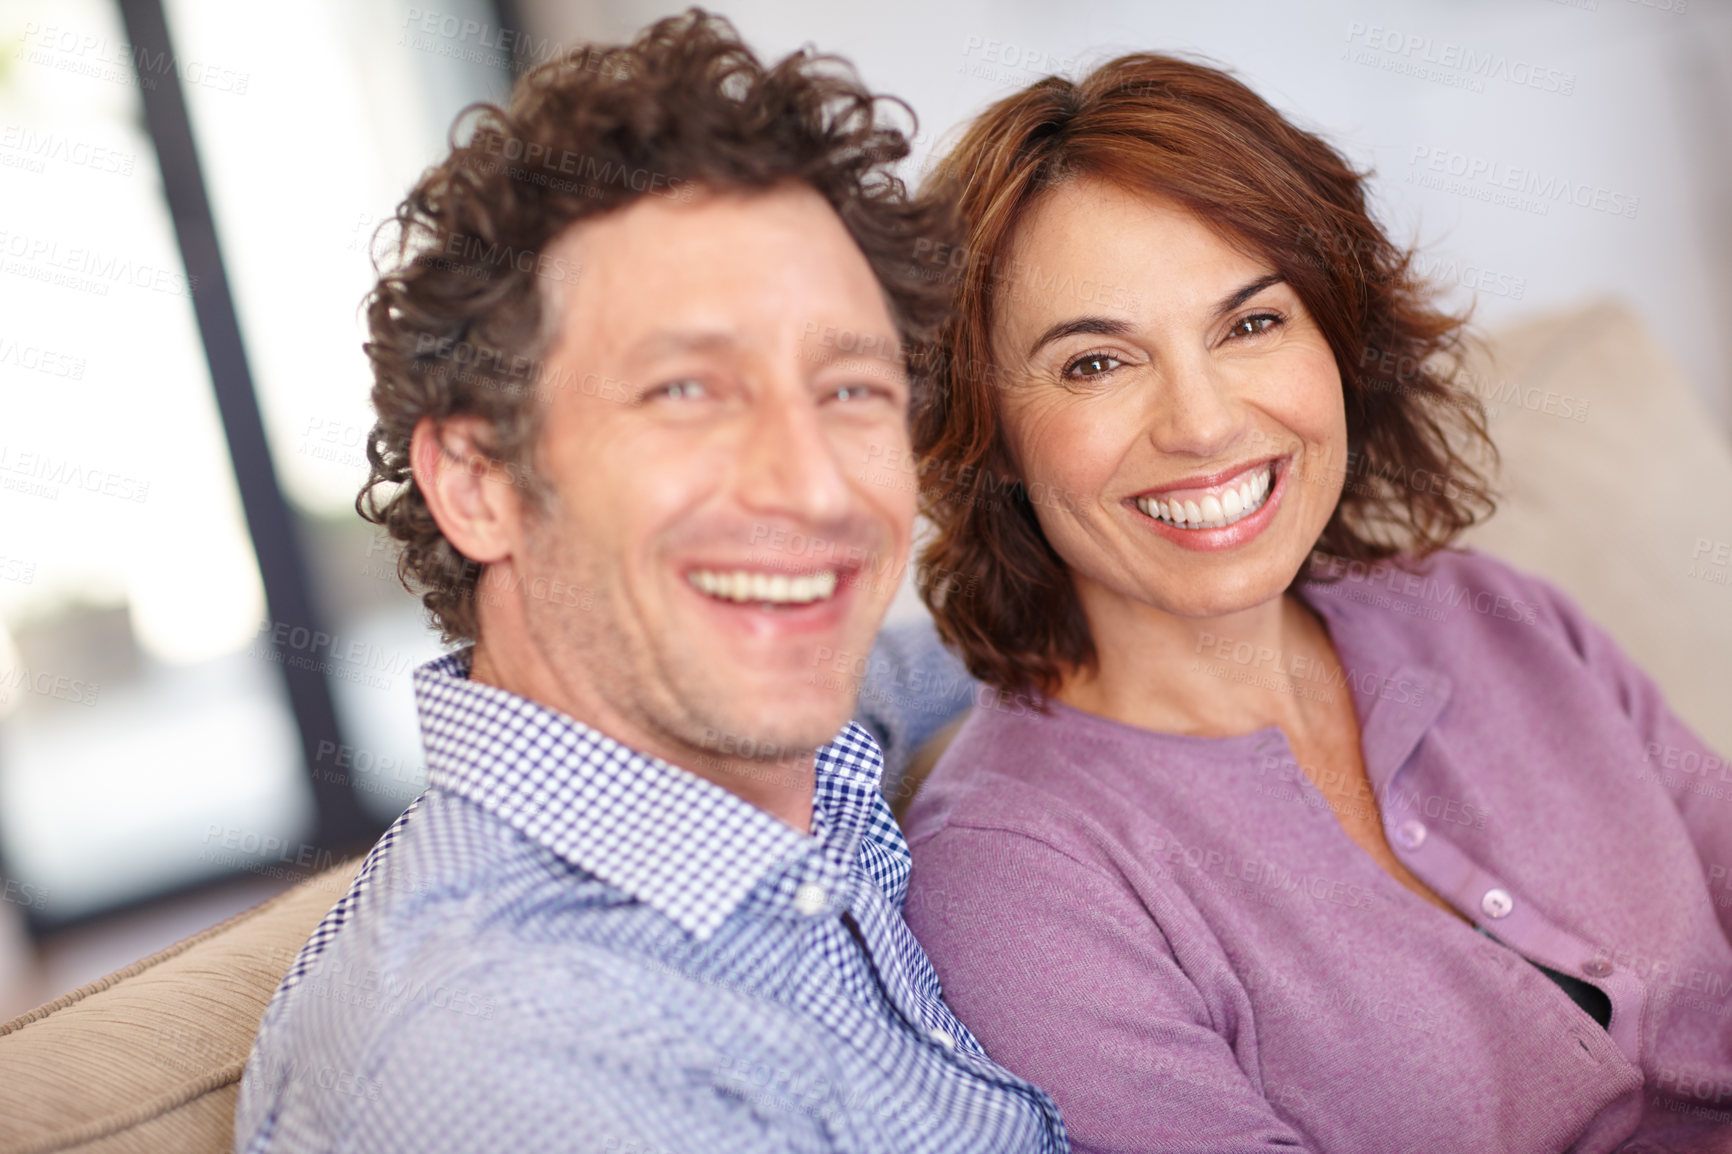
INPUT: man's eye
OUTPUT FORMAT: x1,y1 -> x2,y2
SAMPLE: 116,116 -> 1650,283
650,380 -> 707,401
1062,352 -> 1121,380
1229,313 -> 1282,340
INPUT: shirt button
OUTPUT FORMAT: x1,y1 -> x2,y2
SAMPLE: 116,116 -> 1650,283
793,883 -> 827,916
1582,958 -> 1614,978
1393,819 -> 1427,850
929,1027 -> 956,1049
1480,888 -> 1514,919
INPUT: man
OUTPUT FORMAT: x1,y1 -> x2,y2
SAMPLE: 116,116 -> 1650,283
234,11 -> 1065,1154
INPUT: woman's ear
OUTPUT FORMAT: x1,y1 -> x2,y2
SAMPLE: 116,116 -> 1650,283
410,415 -> 523,566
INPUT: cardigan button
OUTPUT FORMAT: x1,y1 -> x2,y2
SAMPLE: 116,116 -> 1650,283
1582,958 -> 1613,978
1480,888 -> 1514,919
1393,819 -> 1427,850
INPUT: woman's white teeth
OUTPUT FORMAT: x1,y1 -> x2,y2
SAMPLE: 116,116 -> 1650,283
687,569 -> 838,605
1136,464 -> 1273,530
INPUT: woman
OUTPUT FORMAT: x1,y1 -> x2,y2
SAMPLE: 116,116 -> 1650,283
899,53 -> 1732,1153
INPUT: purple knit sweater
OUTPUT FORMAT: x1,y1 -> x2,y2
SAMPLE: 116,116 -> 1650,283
904,549 -> 1732,1154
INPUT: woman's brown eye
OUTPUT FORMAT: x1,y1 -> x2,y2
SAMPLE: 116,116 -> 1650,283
1232,314 -> 1280,339
1068,354 -> 1117,377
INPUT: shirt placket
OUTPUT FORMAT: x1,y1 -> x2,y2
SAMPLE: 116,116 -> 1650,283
781,798 -> 1064,1142
1366,666 -> 1648,1068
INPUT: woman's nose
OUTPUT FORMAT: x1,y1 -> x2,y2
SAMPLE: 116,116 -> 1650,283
1143,357 -> 1245,458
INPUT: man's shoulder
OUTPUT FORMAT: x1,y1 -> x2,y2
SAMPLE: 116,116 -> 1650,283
356,787 -> 572,912
311,787 -> 656,979
237,789 -> 729,1150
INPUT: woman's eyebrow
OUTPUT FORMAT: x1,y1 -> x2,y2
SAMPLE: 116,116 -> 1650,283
1212,273 -> 1286,321
1025,273 -> 1287,358
1026,315 -> 1136,358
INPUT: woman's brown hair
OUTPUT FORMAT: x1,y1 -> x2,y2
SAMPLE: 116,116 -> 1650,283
915,54 -> 1496,700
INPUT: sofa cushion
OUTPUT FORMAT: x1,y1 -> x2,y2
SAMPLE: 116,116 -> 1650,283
1457,300 -> 1732,757
0,856 -> 362,1154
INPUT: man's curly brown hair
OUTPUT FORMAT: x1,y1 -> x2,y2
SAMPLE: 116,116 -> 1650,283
358,8 -> 954,642
914,53 -> 1498,699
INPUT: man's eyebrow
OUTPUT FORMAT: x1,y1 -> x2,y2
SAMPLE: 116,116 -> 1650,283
1027,316 -> 1137,359
626,328 -> 743,359
1212,273 -> 1285,321
802,325 -> 905,364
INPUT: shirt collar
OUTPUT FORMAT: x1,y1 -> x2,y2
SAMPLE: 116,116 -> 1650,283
1298,576 -> 1454,791
411,648 -> 889,940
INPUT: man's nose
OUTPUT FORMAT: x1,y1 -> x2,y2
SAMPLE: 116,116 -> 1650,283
735,386 -> 852,526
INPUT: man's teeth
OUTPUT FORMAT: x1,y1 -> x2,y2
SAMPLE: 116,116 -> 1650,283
1135,464 -> 1273,530
687,569 -> 839,605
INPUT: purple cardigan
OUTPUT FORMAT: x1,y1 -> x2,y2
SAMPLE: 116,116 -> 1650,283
903,550 -> 1732,1153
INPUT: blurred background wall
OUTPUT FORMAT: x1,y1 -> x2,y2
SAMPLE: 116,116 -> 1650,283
0,0 -> 1727,1016
517,0 -> 1732,431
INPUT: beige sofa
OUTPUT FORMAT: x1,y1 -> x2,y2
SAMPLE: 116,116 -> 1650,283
1454,301 -> 1732,758
0,300 -> 1726,1154
0,857 -> 361,1154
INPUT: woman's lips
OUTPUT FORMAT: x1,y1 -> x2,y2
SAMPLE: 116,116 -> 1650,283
1127,456 -> 1290,551
1134,457 -> 1279,530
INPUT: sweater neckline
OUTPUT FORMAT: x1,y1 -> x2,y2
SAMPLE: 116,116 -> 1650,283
1025,574 -> 1451,788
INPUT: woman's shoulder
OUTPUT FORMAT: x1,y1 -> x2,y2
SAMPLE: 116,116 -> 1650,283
1412,545 -> 1557,597
1300,546 -> 1656,735
900,698 -> 1114,854
898,707 -> 1210,988
899,696 -> 1216,899
1307,544 -> 1545,598
1303,546 -> 1587,649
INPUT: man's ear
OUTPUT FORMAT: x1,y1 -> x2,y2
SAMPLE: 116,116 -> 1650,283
410,416 -> 522,566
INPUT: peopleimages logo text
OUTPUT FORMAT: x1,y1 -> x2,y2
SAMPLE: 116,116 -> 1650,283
1344,23 -> 1576,95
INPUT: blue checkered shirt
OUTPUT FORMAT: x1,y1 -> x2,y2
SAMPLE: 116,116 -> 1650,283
234,650 -> 1067,1153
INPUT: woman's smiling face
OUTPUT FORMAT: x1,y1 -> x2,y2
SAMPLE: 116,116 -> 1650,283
992,178 -> 1349,621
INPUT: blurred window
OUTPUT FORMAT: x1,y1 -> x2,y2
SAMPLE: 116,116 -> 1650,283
0,0 -> 512,925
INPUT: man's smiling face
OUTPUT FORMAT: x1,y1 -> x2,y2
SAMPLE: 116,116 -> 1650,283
505,182 -> 915,768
